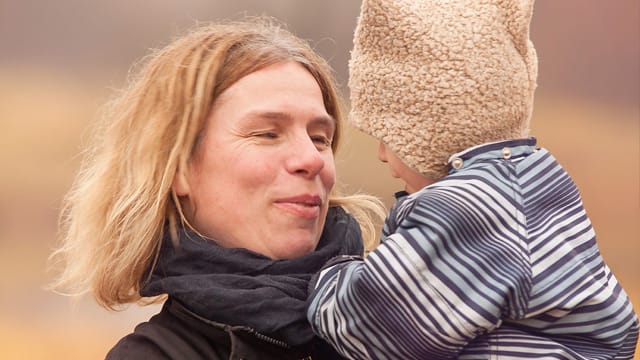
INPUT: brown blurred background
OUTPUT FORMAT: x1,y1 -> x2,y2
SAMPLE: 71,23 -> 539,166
0,1 -> 638,359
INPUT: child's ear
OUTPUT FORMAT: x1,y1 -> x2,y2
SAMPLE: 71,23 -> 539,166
172,167 -> 190,196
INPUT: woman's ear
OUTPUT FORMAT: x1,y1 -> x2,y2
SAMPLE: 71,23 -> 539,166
172,167 -> 190,196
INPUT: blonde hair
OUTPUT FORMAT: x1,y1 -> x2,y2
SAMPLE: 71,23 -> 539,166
49,18 -> 385,310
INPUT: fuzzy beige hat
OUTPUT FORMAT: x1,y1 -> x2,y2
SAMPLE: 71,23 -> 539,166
349,0 -> 538,178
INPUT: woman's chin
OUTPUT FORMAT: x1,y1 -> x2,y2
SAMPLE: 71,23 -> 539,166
269,236 -> 319,260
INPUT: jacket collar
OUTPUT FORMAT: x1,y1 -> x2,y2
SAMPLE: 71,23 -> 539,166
447,137 -> 537,173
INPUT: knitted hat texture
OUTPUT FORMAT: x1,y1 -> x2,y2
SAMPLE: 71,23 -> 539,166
349,0 -> 538,178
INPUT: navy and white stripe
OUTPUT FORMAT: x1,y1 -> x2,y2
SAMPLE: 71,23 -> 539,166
308,138 -> 639,359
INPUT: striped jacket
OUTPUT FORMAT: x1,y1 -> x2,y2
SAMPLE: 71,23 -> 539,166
308,138 -> 639,359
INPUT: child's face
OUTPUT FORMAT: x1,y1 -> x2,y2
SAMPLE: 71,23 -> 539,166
378,142 -> 434,193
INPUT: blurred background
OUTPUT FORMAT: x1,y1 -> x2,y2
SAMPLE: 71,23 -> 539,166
0,0 -> 638,358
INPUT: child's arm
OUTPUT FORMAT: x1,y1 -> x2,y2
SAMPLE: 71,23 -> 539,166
308,186 -> 532,359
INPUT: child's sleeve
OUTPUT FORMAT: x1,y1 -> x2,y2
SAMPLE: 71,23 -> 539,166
307,187 -> 532,359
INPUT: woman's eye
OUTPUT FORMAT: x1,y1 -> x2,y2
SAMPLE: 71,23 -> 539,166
311,136 -> 332,148
256,132 -> 278,139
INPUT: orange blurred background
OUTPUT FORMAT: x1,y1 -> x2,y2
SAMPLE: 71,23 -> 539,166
0,1 -> 638,359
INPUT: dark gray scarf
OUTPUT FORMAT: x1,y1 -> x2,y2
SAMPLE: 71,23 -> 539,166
141,206 -> 363,346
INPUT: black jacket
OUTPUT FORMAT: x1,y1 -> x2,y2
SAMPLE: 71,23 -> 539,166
106,298 -> 344,360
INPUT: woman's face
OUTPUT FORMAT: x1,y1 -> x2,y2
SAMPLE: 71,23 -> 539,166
378,142 -> 434,193
174,61 -> 336,259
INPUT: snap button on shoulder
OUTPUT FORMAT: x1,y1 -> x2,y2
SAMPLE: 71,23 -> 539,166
451,157 -> 463,169
502,147 -> 512,159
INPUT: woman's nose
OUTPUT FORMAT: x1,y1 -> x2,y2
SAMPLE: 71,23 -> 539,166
285,135 -> 325,178
378,141 -> 388,163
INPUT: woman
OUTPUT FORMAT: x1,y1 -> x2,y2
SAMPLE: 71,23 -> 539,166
49,18 -> 384,359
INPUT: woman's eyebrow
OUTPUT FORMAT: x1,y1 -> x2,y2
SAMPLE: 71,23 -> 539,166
311,115 -> 337,130
244,110 -> 336,128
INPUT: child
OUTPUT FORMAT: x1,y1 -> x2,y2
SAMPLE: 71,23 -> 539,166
307,0 -> 639,359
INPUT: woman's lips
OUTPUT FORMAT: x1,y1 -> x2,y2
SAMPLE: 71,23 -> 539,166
274,195 -> 322,219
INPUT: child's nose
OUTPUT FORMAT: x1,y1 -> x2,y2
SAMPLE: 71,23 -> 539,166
377,142 -> 388,163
